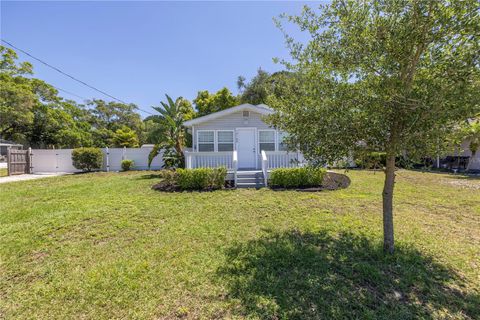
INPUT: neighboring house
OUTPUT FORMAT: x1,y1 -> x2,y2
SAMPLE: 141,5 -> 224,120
183,104 -> 304,187
0,139 -> 23,159
437,139 -> 480,172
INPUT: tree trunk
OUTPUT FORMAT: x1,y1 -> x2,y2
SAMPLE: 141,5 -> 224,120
382,154 -> 396,254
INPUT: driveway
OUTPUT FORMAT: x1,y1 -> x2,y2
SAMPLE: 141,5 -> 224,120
0,173 -> 69,184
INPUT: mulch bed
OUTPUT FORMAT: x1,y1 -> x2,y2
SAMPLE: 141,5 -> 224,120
152,172 -> 350,192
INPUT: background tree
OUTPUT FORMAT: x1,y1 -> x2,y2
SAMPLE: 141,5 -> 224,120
193,87 -> 238,117
112,127 -> 140,148
271,0 -> 480,253
87,99 -> 144,147
238,69 -> 294,105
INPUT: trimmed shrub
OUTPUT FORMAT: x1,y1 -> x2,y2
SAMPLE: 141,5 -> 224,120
269,167 -> 326,188
72,147 -> 103,172
121,159 -> 135,171
176,167 -> 227,190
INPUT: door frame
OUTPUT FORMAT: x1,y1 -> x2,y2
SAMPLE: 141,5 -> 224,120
235,127 -> 257,169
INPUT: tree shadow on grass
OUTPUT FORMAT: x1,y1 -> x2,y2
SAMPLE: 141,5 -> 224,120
217,230 -> 479,319
137,173 -> 163,180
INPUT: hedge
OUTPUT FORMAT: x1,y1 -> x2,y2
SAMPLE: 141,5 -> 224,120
175,167 -> 227,190
269,167 -> 326,188
71,147 -> 103,172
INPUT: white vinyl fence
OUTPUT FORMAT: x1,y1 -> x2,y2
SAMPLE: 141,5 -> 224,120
31,147 -> 164,173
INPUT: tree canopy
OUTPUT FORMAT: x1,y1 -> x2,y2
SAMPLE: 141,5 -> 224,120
270,0 -> 480,253
0,46 -> 146,149
193,87 -> 238,117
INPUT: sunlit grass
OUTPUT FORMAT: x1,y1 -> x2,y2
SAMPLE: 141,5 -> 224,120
0,170 -> 478,319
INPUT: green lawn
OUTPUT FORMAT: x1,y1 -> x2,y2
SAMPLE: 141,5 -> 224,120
0,168 -> 7,177
0,170 -> 479,319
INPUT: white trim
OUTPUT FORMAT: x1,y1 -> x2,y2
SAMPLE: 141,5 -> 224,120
184,104 -> 273,127
192,125 -> 195,151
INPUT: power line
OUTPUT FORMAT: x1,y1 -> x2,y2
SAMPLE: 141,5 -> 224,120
1,39 -> 155,115
53,86 -> 89,101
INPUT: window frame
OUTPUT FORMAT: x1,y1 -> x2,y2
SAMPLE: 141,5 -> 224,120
197,130 -> 215,152
216,130 -> 235,152
258,129 -> 276,153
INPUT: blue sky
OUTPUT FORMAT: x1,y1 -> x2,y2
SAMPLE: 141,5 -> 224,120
1,1 -> 322,116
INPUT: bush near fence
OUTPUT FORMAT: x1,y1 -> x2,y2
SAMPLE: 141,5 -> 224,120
72,148 -> 103,172
29,147 -> 164,173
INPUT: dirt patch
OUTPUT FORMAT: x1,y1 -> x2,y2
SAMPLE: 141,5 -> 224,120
442,179 -> 480,190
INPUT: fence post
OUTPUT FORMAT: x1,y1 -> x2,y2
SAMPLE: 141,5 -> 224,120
7,147 -> 11,176
122,146 -> 126,161
105,147 -> 110,172
28,147 -> 32,174
53,146 -> 58,173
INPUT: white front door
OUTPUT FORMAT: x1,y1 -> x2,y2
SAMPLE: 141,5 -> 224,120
236,128 -> 256,169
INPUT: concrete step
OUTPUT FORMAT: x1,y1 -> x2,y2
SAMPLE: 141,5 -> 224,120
236,182 -> 265,189
237,177 -> 263,184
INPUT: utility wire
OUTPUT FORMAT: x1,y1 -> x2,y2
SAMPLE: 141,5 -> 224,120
2,39 -> 155,115
53,86 -> 89,101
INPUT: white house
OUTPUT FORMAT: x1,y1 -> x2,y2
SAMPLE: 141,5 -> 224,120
183,103 -> 304,187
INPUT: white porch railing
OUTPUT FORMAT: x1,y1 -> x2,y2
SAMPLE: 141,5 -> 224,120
264,151 -> 305,169
185,151 -> 234,169
261,150 -> 268,186
233,150 -> 238,187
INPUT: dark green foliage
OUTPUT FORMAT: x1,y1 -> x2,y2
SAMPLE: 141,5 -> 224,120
71,147 -> 103,172
121,159 -> 134,171
269,167 -> 326,188
176,167 -> 227,191
355,151 -> 387,169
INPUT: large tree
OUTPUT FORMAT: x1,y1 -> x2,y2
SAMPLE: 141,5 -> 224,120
270,0 -> 480,253
193,87 -> 238,117
87,99 -> 144,147
238,69 -> 292,105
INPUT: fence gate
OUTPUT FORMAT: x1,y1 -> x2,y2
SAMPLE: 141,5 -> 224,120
7,149 -> 31,175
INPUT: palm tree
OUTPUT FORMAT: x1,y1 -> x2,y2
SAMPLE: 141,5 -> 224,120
148,95 -> 189,168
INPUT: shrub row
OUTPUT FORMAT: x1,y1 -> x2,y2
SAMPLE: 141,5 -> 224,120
269,166 -> 326,188
176,167 -> 227,190
155,167 -> 227,191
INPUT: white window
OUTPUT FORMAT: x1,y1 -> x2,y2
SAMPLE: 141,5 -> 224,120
217,131 -> 234,151
198,131 -> 214,152
278,131 -> 289,151
259,130 -> 276,152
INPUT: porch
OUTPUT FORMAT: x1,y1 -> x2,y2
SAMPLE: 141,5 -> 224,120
184,150 -> 305,188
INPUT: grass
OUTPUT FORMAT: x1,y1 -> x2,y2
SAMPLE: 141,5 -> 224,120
0,170 -> 479,319
0,168 -> 7,177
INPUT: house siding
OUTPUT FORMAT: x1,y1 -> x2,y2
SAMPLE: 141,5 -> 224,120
193,111 -> 272,131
